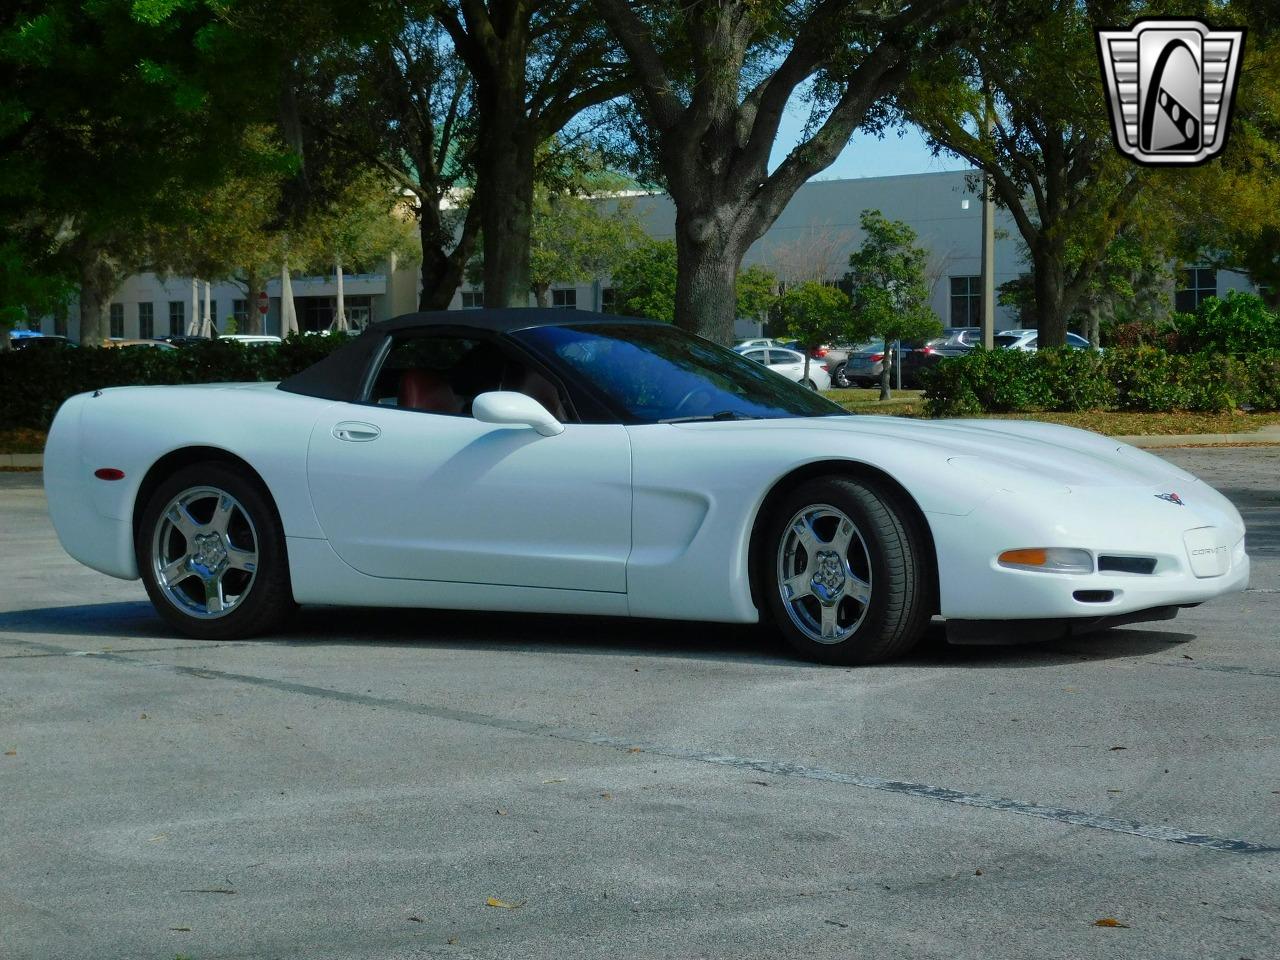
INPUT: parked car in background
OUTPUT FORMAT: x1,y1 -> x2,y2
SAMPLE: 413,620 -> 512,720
102,339 -> 176,350
995,329 -> 1098,352
156,335 -> 210,348
220,334 -> 283,346
734,337 -> 790,350
830,340 -> 934,389
9,334 -> 77,351
903,327 -> 990,385
736,345 -> 831,391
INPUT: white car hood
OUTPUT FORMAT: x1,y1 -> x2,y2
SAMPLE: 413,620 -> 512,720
676,415 -> 1197,490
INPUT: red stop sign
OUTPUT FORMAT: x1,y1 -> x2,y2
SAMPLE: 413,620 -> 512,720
257,291 -> 269,315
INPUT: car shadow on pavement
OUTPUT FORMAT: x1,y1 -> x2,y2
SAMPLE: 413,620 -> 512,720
0,601 -> 1198,669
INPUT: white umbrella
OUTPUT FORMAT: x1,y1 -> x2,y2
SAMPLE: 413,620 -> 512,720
280,262 -> 299,337
201,280 -> 214,338
187,277 -> 200,335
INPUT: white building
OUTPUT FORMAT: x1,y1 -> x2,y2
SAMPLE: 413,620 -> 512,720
31,170 -> 1253,341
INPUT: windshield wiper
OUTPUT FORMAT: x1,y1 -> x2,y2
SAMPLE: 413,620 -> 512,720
658,410 -> 764,424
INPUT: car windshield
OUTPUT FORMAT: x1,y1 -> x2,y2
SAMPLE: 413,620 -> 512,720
993,334 -> 1023,347
514,323 -> 848,424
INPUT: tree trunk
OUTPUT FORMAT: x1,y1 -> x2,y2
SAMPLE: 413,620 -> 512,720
417,211 -> 473,312
475,119 -> 536,309
879,342 -> 893,401
533,283 -> 550,308
244,271 -> 263,335
1032,244 -> 1068,346
674,219 -> 740,345
189,278 -> 200,336
78,248 -> 117,347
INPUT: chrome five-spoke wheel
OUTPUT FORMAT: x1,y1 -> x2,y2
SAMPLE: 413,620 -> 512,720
764,476 -> 931,664
152,485 -> 259,619
777,503 -> 873,643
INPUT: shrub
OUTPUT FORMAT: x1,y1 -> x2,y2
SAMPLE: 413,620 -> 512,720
922,348 -> 1052,416
1035,347 -> 1116,411
0,334 -> 353,431
924,345 -> 1259,417
1241,350 -> 1280,411
1176,291 -> 1280,354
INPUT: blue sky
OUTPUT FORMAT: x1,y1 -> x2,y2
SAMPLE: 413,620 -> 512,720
770,111 -> 971,180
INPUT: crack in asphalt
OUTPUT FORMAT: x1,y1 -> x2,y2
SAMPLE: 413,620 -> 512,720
3,636 -> 1276,856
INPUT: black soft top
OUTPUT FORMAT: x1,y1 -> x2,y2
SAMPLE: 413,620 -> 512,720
277,308 -> 662,402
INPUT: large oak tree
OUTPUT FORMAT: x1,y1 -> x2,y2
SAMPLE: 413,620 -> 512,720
906,0 -> 1157,346
434,1 -> 629,308
594,0 -> 976,343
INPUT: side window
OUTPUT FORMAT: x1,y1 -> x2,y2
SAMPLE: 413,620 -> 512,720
367,333 -> 570,422
743,349 -> 767,364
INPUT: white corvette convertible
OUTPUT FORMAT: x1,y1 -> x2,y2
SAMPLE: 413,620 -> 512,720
44,310 -> 1249,664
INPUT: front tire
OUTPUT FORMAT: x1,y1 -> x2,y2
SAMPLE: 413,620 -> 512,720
137,462 -> 295,640
762,477 -> 932,664
831,363 -> 851,389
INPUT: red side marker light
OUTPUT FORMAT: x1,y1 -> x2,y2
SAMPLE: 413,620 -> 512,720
94,468 -> 125,481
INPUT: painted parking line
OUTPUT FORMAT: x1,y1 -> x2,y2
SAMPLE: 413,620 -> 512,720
4,635 -> 1276,855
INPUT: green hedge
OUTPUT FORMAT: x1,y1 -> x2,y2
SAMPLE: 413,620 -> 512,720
922,347 -> 1280,417
0,335 -> 352,430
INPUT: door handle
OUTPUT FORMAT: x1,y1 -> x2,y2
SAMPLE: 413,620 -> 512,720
333,421 -> 381,442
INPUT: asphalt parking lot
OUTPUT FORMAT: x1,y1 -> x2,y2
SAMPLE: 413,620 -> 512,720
1,448 -> 1277,960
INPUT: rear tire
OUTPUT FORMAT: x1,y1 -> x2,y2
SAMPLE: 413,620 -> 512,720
832,363 -> 851,389
802,378 -> 818,391
762,476 -> 932,665
137,462 -> 295,640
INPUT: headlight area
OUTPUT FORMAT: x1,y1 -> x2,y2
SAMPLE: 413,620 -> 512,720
997,547 -> 1094,574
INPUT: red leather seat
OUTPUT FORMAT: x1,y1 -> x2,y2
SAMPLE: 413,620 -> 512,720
506,365 -> 566,420
398,369 -> 462,414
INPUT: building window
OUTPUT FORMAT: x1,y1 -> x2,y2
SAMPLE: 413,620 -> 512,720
109,303 -> 124,339
949,276 -> 981,326
460,290 -> 483,309
138,302 -> 154,340
233,299 -> 248,327
601,287 -> 617,312
552,288 -> 577,309
1176,267 -> 1216,313
168,301 -> 184,336
300,297 -> 332,332
343,295 -> 373,328
208,299 -> 218,332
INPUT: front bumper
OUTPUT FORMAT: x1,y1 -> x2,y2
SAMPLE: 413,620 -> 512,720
926,480 -> 1250,622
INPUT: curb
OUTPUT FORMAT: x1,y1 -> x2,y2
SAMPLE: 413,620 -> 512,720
0,454 -> 42,468
1118,426 -> 1280,449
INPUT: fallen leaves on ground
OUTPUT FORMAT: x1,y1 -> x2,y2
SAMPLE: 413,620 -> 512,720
1094,917 -> 1130,928
485,897 -> 525,910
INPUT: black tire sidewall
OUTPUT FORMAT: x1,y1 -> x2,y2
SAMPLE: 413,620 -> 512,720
762,478 -> 920,665
137,462 -> 293,640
